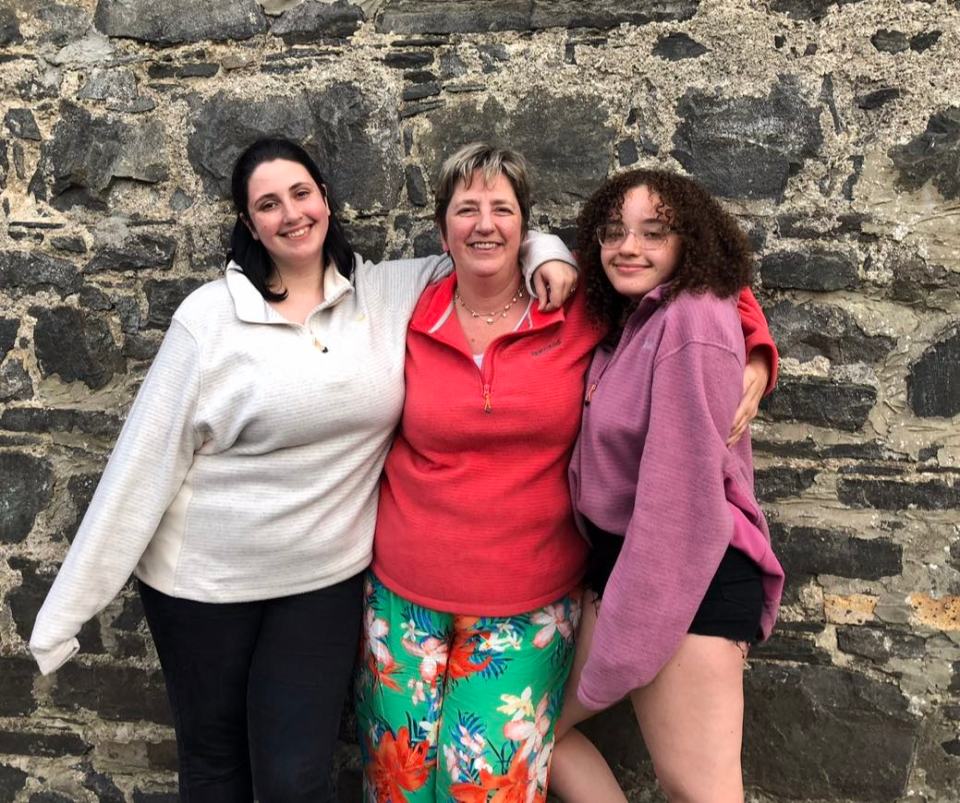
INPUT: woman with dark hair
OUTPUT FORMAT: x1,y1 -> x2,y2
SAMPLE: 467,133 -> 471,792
550,169 -> 786,803
28,137 -> 578,803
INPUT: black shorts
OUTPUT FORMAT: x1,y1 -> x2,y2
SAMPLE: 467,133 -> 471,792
582,518 -> 763,643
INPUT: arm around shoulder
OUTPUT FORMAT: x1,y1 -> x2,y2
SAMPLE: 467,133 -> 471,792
737,287 -> 778,394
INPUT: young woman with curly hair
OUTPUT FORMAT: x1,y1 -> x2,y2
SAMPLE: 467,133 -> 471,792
550,169 -> 786,803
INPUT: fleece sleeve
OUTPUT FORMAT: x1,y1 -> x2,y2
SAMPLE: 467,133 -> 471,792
576,341 -> 743,711
29,319 -> 203,674
737,287 -> 778,394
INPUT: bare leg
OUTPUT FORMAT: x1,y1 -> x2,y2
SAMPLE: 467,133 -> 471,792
630,634 -> 746,803
549,595 -> 628,803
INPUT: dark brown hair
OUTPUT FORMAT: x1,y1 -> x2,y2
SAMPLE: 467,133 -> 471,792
576,169 -> 753,334
229,137 -> 353,301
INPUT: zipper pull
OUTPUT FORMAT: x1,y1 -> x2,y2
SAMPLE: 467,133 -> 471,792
585,382 -> 597,406
482,385 -> 492,413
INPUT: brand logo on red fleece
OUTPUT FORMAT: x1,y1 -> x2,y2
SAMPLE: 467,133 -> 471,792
531,338 -> 562,357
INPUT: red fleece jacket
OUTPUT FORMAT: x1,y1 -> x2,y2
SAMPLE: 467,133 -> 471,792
373,275 -> 601,615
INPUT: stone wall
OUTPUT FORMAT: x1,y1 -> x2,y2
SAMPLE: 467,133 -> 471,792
1,0 -> 958,800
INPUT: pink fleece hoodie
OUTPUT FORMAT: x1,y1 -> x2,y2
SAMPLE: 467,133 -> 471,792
569,284 -> 785,711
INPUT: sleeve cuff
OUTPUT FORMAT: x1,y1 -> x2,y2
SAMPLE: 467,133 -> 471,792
31,637 -> 80,675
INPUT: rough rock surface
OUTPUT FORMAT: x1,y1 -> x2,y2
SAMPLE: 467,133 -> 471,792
187,85 -> 403,211
1,1 -> 958,800
93,0 -> 267,44
672,79 -> 823,200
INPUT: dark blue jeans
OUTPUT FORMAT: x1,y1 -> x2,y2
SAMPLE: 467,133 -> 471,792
139,573 -> 363,803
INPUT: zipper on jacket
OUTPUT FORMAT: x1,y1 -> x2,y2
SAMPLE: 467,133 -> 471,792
482,384 -> 492,413
582,307 -> 653,408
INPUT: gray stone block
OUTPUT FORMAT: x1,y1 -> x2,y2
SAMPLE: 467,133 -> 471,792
760,375 -> 876,431
910,30 -> 941,53
85,232 -> 177,273
751,623 -> 833,664
856,87 -> 900,110
766,300 -> 895,364
530,0 -> 699,29
404,164 -> 429,206
652,32 -> 707,60
0,360 -> 32,402
36,103 -> 167,209
0,251 -> 81,297
0,407 -> 124,438
32,306 -> 125,389
0,729 -> 90,758
769,0 -> 864,20
80,765 -> 126,802
744,665 -> 916,800
837,625 -> 926,661
0,4 -> 22,45
889,106 -> 960,200
872,28 -> 909,54
93,0 -> 267,45
3,108 -> 41,141
672,79 -> 823,200
35,2 -> 93,47
0,453 -> 53,544
837,476 -> 960,510
144,277 -> 206,329
0,657 -> 38,717
377,0 -> 532,34
186,84 -> 404,211
419,92 -> 614,205
270,0 -> 364,43
770,523 -> 903,579
755,466 -> 818,501
0,763 -> 28,801
52,662 -> 172,725
760,249 -> 858,291
908,329 -> 959,418
0,317 -> 17,357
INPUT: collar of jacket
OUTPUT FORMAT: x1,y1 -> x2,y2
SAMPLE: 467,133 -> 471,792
224,259 -> 354,324
408,272 -> 570,336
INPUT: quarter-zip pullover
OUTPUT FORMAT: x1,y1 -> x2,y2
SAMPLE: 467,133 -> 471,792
372,274 -> 603,615
570,284 -> 785,710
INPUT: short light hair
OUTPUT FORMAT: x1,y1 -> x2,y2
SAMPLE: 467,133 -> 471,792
434,142 -> 532,234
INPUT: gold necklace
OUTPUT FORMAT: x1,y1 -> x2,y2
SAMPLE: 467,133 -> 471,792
455,283 -> 525,325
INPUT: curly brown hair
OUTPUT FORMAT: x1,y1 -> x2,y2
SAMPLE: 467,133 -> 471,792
576,169 -> 753,335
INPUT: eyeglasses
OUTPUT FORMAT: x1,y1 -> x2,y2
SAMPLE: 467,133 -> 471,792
596,222 -> 675,250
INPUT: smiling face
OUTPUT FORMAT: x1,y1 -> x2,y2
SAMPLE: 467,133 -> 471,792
245,158 -> 330,273
441,171 -> 524,283
600,184 -> 682,301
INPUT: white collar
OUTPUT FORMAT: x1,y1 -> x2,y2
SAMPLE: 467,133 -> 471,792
225,259 -> 354,324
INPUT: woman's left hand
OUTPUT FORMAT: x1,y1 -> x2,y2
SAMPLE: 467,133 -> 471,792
727,351 -> 770,447
533,260 -> 579,311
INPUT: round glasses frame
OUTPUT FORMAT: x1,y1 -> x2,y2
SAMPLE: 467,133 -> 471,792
596,223 -> 675,250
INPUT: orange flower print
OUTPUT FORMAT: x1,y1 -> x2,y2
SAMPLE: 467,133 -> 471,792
367,726 -> 432,803
450,750 -> 534,803
447,618 -> 495,681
